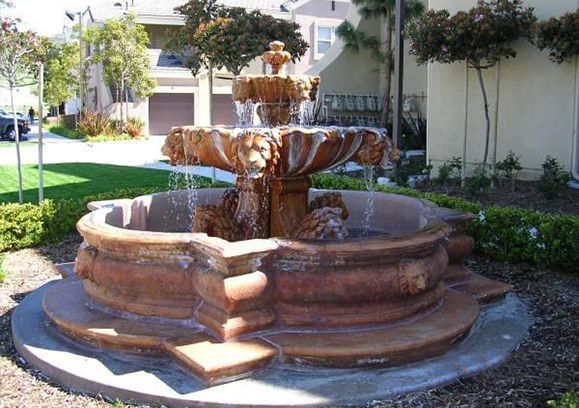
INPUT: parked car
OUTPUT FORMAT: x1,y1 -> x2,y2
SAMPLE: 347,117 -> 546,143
0,114 -> 30,141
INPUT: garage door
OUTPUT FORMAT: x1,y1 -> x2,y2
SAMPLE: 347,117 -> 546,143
149,93 -> 194,135
212,94 -> 237,126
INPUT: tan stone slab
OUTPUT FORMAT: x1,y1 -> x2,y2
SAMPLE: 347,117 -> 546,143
265,291 -> 480,367
450,274 -> 512,303
164,335 -> 279,384
43,279 -> 200,354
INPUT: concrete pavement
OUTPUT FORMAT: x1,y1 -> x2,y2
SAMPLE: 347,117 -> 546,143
0,126 -> 167,166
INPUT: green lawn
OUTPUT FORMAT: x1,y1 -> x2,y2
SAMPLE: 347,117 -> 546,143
45,123 -> 85,139
0,163 -> 178,203
0,141 -> 33,148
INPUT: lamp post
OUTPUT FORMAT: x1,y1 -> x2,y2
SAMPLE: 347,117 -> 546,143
66,7 -> 90,119
392,0 -> 405,149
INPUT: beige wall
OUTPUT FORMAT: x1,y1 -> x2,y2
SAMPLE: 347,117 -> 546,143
291,0 -> 350,74
427,0 -> 579,179
307,1 -> 428,113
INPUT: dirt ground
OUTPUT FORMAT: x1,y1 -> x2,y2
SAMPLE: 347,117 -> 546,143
416,180 -> 579,216
0,233 -> 577,408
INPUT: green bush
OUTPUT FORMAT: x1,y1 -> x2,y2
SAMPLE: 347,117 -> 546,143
0,254 -> 6,283
312,174 -> 579,273
538,155 -> 571,199
1,174 -> 577,273
124,117 -> 145,138
0,181 -> 230,253
548,391 -> 578,408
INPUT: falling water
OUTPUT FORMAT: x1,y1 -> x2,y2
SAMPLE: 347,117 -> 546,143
234,101 -> 256,126
361,164 -> 375,237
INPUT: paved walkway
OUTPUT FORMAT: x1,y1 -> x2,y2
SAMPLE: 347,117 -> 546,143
0,126 -> 166,166
141,162 -> 236,183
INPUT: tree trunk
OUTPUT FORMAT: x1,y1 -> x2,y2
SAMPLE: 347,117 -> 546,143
491,60 -> 501,187
474,66 -> 491,173
461,61 -> 469,187
120,78 -> 125,127
125,84 -> 129,124
208,64 -> 216,183
381,15 -> 393,127
10,85 -> 23,204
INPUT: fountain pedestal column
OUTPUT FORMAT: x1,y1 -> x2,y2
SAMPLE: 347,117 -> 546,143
270,176 -> 311,237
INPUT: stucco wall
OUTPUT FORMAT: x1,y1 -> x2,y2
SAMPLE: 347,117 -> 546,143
307,1 -> 428,110
427,0 -> 579,179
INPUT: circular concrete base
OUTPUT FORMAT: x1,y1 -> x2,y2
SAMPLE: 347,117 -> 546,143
13,281 -> 528,407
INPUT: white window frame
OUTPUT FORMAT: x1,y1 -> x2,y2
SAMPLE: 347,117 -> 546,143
315,25 -> 335,60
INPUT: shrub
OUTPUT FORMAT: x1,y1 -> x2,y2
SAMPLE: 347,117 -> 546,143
313,174 -> 579,273
124,117 -> 145,138
548,391 -> 578,408
436,156 -> 462,191
0,181 -> 230,253
78,110 -> 113,137
466,164 -> 491,196
0,254 -> 6,283
495,151 -> 522,192
392,153 -> 432,187
538,155 -> 571,199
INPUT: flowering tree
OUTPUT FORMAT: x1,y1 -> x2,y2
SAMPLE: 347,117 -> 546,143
0,18 -> 42,203
534,11 -> 579,64
407,0 -> 536,173
336,0 -> 424,126
169,2 -> 308,76
168,0 -> 308,76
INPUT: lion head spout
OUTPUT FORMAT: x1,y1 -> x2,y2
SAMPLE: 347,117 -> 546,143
231,130 -> 281,179
161,127 -> 186,165
354,129 -> 400,167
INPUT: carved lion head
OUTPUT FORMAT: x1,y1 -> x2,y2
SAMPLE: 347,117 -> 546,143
231,131 -> 281,179
161,127 -> 186,165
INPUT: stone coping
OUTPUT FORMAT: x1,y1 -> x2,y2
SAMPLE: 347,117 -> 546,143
13,281 -> 528,408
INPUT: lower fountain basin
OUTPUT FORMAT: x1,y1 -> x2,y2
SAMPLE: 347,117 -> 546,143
74,188 -> 451,338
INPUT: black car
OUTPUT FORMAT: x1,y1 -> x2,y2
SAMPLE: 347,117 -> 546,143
0,114 -> 30,141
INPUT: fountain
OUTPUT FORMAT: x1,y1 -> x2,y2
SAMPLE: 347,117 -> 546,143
12,42 -> 528,406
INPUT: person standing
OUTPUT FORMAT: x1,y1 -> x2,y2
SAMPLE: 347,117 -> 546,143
28,106 -> 35,125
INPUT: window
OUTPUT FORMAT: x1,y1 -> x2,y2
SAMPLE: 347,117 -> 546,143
316,26 -> 335,57
331,0 -> 335,11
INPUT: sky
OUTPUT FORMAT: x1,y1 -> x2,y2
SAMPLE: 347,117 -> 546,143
7,0 -> 93,37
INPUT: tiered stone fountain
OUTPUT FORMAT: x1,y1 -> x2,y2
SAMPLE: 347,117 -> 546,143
13,42 -> 527,406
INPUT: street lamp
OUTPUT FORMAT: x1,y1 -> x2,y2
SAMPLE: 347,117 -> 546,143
65,7 -> 91,117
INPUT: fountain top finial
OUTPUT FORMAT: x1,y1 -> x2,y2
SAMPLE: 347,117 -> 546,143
262,40 -> 292,75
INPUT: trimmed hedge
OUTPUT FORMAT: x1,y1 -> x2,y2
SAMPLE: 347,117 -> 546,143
1,174 -> 577,273
0,182 -> 229,253
312,174 -> 579,273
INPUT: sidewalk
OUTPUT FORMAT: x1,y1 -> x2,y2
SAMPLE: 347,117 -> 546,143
25,125 -> 84,144
141,162 -> 236,183
0,132 -> 167,166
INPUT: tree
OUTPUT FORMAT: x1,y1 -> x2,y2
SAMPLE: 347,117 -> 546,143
84,12 -> 155,126
534,11 -> 579,64
0,18 -> 42,203
336,0 -> 425,127
407,0 -> 536,173
168,0 -> 308,76
42,41 -> 79,110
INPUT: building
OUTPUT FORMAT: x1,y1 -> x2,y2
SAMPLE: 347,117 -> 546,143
313,0 -> 579,182
83,0 -> 350,135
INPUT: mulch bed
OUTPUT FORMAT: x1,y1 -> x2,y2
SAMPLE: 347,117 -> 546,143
0,233 -> 577,408
416,180 -> 579,216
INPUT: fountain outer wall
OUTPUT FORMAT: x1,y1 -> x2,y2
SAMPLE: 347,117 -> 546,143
73,189 -> 455,341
